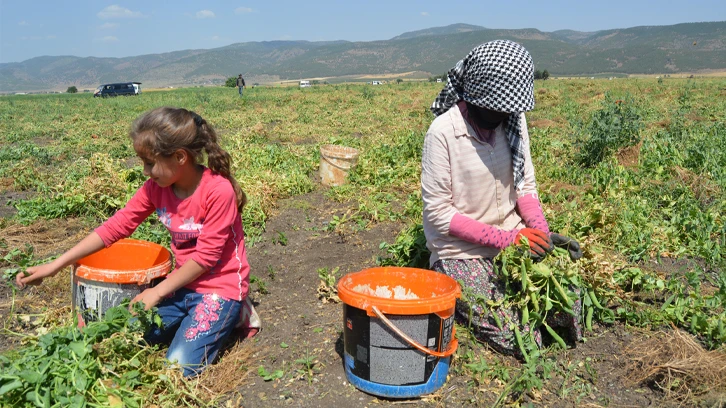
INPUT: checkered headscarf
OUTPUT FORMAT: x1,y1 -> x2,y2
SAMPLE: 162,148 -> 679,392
430,40 -> 535,191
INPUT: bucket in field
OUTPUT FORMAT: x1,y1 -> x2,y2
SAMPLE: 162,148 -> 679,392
319,144 -> 359,187
71,239 -> 172,324
337,267 -> 461,398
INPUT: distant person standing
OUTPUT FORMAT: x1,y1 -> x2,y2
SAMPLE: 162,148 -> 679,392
236,74 -> 246,96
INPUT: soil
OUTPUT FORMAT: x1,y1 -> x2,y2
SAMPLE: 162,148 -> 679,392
0,190 -> 31,218
0,188 -> 677,407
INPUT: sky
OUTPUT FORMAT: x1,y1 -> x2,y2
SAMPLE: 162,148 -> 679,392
1,0 -> 725,64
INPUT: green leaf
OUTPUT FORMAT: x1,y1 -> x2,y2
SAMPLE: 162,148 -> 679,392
280,342 -> 289,348
0,379 -> 23,395
69,341 -> 89,358
18,370 -> 41,384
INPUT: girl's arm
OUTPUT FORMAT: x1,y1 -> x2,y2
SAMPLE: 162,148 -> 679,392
131,259 -> 206,310
16,232 -> 105,289
17,182 -> 156,289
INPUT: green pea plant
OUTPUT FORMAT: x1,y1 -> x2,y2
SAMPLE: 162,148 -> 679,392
0,300 -> 215,407
494,242 -> 614,361
1,243 -> 54,284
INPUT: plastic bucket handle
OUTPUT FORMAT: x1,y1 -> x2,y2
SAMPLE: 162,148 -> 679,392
371,305 -> 458,358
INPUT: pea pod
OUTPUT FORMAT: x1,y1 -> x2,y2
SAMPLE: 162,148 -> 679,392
513,326 -> 530,363
521,304 -> 530,324
520,261 -> 529,293
560,305 -> 575,316
543,322 -> 567,350
530,289 -> 540,313
588,289 -> 604,309
585,306 -> 594,332
550,275 -> 574,309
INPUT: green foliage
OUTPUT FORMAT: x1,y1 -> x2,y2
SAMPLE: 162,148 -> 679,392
490,245 -> 613,358
66,86 -> 78,94
1,243 -> 55,283
257,366 -> 284,381
225,77 -> 237,87
0,301 -> 210,407
377,224 -> 430,269
577,94 -> 643,167
294,349 -> 320,384
612,266 -> 726,348
250,275 -> 269,295
534,70 -> 550,80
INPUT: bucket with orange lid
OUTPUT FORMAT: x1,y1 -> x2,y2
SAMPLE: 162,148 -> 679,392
337,266 -> 461,398
71,238 -> 172,324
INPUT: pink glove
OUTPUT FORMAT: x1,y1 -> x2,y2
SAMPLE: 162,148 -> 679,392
516,193 -> 550,234
449,213 -> 518,250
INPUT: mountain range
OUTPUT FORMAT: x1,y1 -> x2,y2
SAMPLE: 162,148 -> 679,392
1,21 -> 725,92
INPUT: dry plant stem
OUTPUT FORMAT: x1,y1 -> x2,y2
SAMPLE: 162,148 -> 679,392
627,325 -> 726,401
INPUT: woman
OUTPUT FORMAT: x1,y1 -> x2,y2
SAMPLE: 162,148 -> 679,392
421,40 -> 582,356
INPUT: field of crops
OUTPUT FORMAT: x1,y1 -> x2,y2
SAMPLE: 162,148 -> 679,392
0,78 -> 725,407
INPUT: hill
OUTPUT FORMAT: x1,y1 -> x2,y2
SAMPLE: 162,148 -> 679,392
1,21 -> 725,92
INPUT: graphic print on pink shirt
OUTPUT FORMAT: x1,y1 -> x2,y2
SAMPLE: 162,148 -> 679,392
171,216 -> 203,250
157,208 -> 172,227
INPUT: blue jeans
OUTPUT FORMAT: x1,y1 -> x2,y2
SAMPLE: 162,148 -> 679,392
145,288 -> 242,377
238,86 -> 244,96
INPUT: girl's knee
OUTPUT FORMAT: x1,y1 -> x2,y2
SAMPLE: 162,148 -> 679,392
166,346 -> 206,377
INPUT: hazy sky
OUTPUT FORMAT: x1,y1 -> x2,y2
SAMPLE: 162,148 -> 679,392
1,0 -> 724,63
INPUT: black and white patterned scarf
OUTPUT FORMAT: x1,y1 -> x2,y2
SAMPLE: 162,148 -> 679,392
430,39 -> 535,191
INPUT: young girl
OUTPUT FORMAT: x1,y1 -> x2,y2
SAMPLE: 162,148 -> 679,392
16,107 -> 256,377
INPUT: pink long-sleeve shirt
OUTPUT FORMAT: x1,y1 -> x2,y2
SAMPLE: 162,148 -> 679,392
95,167 -> 249,301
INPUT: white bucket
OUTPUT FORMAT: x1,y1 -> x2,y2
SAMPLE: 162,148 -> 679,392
320,145 -> 359,187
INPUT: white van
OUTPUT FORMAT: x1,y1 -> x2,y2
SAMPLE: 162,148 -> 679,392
299,80 -> 311,88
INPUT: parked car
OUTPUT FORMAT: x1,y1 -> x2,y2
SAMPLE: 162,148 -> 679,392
94,82 -> 142,97
299,80 -> 311,88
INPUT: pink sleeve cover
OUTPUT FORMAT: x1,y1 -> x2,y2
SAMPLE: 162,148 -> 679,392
448,212 -> 519,250
516,193 -> 550,234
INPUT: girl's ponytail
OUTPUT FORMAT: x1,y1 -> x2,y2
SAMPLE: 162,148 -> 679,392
196,116 -> 247,213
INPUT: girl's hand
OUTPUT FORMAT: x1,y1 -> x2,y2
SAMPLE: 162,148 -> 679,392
130,288 -> 163,310
15,262 -> 62,289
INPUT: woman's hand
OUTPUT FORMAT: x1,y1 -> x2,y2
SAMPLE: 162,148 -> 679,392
15,262 -> 63,289
514,228 -> 553,261
130,287 -> 163,311
550,233 -> 583,260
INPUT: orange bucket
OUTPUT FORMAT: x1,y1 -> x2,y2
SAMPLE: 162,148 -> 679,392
337,267 -> 461,397
72,239 -> 172,323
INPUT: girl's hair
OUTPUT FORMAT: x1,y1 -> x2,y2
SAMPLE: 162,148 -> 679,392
130,107 -> 247,212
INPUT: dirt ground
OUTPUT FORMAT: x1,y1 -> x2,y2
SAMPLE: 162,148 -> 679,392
0,188 -> 676,407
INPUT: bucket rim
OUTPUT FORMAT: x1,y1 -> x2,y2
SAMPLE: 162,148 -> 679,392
74,238 -> 172,284
337,266 -> 461,316
320,144 -> 359,159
